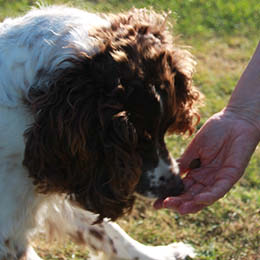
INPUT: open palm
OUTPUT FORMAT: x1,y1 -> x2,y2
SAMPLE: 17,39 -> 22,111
154,110 -> 260,214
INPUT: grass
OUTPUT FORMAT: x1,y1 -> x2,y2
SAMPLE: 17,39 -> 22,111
1,0 -> 260,259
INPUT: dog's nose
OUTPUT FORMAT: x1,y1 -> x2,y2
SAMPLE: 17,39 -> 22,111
159,174 -> 184,198
135,171 -> 184,199
136,154 -> 185,199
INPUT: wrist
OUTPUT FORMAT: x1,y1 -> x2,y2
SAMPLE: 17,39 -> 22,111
225,42 -> 260,132
224,104 -> 260,134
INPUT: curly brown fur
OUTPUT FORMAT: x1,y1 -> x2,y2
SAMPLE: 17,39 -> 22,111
23,8 -> 201,222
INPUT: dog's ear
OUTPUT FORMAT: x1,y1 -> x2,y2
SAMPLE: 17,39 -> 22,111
161,50 -> 201,135
93,89 -> 142,222
23,57 -> 96,195
23,53 -> 141,222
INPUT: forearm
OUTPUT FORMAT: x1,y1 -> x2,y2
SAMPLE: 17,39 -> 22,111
226,41 -> 260,130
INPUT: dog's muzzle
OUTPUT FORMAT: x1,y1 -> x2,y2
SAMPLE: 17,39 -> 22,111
135,157 -> 184,199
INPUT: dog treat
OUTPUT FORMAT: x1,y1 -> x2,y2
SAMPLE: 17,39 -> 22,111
189,158 -> 201,169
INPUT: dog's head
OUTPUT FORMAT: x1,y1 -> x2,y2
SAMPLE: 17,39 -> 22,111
23,9 -> 201,222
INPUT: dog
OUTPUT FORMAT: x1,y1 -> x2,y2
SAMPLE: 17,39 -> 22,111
0,5 -> 200,260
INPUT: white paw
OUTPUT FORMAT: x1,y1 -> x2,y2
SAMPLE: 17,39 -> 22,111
146,242 -> 195,260
167,242 -> 195,259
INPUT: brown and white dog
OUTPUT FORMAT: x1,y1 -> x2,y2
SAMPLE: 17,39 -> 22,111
0,6 -> 200,259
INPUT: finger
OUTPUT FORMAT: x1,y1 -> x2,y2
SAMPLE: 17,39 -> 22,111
163,196 -> 205,214
153,199 -> 164,209
178,202 -> 205,215
162,197 -> 183,209
193,179 -> 233,205
162,182 -> 204,209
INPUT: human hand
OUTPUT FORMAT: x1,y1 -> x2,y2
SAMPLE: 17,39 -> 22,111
154,109 -> 260,214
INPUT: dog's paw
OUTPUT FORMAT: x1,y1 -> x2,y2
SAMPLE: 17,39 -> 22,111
145,242 -> 195,260
166,242 -> 195,259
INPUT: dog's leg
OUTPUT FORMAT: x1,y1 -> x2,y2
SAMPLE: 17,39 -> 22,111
44,200 -> 195,260
26,246 -> 42,260
0,165 -> 43,260
83,219 -> 195,260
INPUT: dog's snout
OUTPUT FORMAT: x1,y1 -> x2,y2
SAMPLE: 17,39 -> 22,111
136,156 -> 184,199
159,174 -> 184,198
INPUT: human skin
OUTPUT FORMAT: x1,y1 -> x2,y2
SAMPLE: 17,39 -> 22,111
154,41 -> 260,214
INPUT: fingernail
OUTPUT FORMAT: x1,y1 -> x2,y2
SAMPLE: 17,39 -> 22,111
163,198 -> 181,208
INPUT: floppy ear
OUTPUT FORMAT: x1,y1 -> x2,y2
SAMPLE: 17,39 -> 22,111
23,52 -> 142,222
164,50 -> 201,135
23,57 -> 97,195
92,88 -> 142,222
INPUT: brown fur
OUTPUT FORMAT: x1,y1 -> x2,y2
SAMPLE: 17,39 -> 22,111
23,8 -> 201,222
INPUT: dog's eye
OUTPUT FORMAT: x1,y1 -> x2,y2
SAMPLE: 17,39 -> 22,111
138,130 -> 153,146
143,130 -> 152,140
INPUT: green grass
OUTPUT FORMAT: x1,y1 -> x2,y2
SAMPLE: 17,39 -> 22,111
1,0 -> 260,259
1,0 -> 260,38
